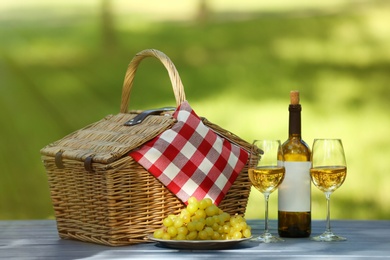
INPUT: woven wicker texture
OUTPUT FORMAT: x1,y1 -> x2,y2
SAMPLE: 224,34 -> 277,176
41,49 -> 253,246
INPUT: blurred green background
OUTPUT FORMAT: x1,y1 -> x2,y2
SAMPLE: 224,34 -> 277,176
1,0 -> 389,220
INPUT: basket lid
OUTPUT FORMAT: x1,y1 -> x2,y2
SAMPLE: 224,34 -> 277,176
40,112 -> 176,164
41,49 -> 186,166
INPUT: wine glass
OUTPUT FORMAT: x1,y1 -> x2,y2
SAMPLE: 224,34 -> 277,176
310,139 -> 347,242
249,140 -> 285,243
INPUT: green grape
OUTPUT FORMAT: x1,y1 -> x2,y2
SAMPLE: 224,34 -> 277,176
154,198 -> 252,241
205,204 -> 219,217
230,216 -> 239,226
187,230 -> 197,240
239,221 -> 247,231
168,214 -> 177,220
217,215 -> 225,225
187,221 -> 196,232
180,208 -> 190,217
199,199 -> 208,210
176,234 -> 186,240
212,215 -> 220,224
212,231 -> 221,240
233,222 -> 242,231
220,212 -> 230,223
162,232 -> 171,240
174,217 -> 184,228
229,228 -> 236,238
205,226 -> 214,237
217,225 -> 224,234
177,226 -> 188,236
153,228 -> 164,239
194,209 -> 206,220
212,222 -> 220,231
167,226 -> 177,237
242,228 -> 252,238
163,217 -> 174,227
198,230 -> 208,240
195,220 -> 205,231
180,209 -> 191,224
205,217 -> 214,227
204,198 -> 213,207
188,196 -> 199,205
182,213 -> 191,224
199,198 -> 212,209
187,203 -> 198,215
223,223 -> 231,234
235,215 -> 244,223
232,231 -> 242,239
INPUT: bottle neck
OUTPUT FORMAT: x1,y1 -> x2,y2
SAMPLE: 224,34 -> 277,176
288,104 -> 302,138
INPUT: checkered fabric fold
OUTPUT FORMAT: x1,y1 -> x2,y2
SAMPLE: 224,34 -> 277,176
129,101 -> 248,205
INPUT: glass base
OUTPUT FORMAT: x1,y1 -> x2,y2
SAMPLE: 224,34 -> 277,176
251,232 -> 284,243
311,231 -> 347,242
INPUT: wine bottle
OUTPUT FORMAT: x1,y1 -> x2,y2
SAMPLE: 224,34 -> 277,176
278,90 -> 311,238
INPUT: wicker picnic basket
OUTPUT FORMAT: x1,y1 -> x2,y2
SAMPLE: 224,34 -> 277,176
40,49 -> 253,246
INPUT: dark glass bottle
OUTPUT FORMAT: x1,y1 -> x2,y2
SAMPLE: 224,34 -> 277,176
278,91 -> 312,238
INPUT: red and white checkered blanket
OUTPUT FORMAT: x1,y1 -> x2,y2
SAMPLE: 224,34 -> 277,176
130,101 -> 248,205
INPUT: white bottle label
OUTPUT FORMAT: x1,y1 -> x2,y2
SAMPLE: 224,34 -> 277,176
278,161 -> 311,212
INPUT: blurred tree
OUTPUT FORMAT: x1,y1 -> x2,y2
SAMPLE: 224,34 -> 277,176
101,0 -> 117,53
196,0 -> 210,23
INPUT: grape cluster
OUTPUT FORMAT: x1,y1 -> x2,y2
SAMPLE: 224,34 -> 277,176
153,197 -> 251,240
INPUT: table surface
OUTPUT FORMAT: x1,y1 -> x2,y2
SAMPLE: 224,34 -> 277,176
1,219 -> 389,259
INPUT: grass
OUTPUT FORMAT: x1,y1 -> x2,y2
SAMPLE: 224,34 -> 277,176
1,0 -> 389,220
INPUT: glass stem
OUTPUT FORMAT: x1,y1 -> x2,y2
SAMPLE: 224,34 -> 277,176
325,192 -> 332,233
264,193 -> 270,233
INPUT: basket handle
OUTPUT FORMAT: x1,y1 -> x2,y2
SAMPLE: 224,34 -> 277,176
120,49 -> 186,113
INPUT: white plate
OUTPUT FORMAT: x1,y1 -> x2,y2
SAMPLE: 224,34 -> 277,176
148,235 -> 252,250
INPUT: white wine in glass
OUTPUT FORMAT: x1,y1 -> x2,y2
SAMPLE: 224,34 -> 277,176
310,139 -> 347,242
249,140 -> 285,243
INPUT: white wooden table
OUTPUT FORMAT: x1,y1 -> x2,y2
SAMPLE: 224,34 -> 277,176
1,219 -> 390,259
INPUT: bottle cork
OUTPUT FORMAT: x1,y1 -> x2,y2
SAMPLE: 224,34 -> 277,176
290,90 -> 300,105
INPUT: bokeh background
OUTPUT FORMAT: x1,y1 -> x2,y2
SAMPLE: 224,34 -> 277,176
1,0 -> 389,220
